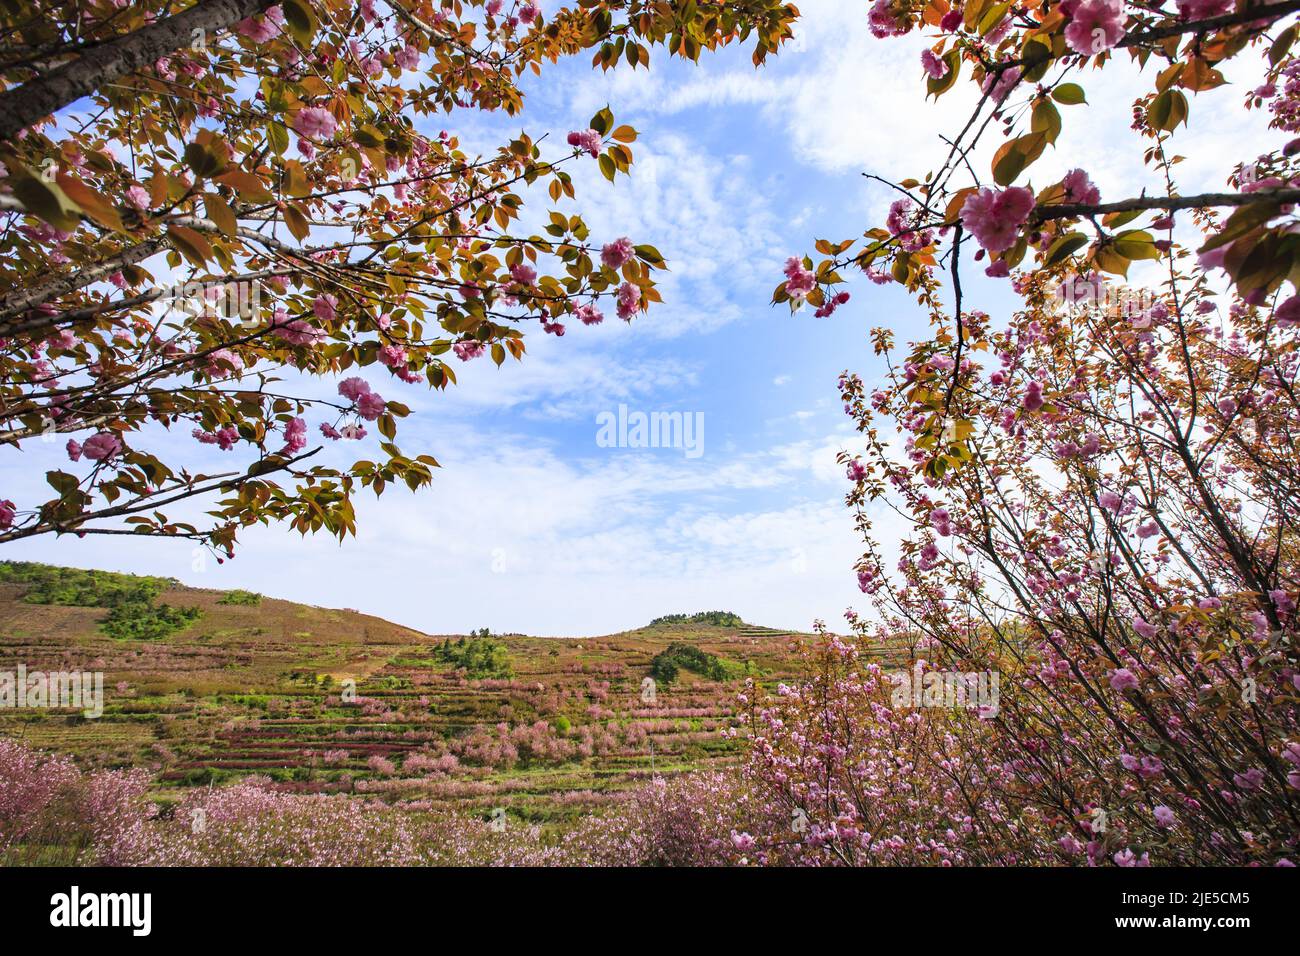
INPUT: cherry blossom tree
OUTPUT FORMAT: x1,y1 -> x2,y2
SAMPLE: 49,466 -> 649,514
758,0 -> 1300,865
0,0 -> 798,556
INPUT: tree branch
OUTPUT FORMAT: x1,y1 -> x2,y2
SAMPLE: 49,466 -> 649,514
0,0 -> 274,142
1033,187 -> 1300,223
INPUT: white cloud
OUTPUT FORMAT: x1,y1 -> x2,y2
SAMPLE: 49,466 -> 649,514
4,422 -> 867,635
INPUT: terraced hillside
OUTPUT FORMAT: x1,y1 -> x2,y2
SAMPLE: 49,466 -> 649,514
0,562 -> 900,828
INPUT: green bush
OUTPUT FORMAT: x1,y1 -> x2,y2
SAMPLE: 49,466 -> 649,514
99,601 -> 202,641
1,561 -> 200,641
648,610 -> 744,628
0,560 -> 173,607
217,589 -> 262,606
433,636 -> 513,680
650,642 -> 731,684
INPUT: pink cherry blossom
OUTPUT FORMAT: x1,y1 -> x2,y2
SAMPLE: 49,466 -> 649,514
338,376 -> 371,402
1109,668 -> 1139,692
204,348 -> 243,379
960,186 -> 1035,253
378,344 -> 407,368
124,185 -> 150,211
921,49 -> 948,80
1233,768 -> 1265,790
453,340 -> 485,361
193,426 -> 239,450
81,431 -> 122,462
271,308 -> 326,347
1062,168 -> 1100,205
575,304 -> 604,326
356,391 -> 386,421
980,65 -> 1022,104
1176,0 -> 1234,18
601,237 -> 635,270
1132,616 -> 1158,639
510,262 -> 537,284
1276,295 -> 1300,327
234,6 -> 283,42
282,417 -> 307,454
566,129 -> 602,158
783,257 -> 815,298
868,0 -> 910,38
293,107 -> 338,140
312,294 -> 337,322
616,282 -> 641,321
1063,0 -> 1125,57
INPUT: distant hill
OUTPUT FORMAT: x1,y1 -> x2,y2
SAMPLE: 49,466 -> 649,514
0,561 -> 819,825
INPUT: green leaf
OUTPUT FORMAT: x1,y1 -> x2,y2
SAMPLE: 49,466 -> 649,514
1032,99 -> 1061,143
283,204 -> 311,242
1052,83 -> 1086,105
1270,25 -> 1296,67
1044,232 -> 1088,266
268,122 -> 289,156
46,470 -> 80,496
589,107 -> 614,136
926,50 -> 961,98
167,224 -> 214,267
282,0 -> 318,46
204,193 -> 237,237
992,131 -> 1046,187
1199,201 -> 1281,252
184,142 -> 226,179
11,168 -> 81,231
1113,229 -> 1161,261
634,244 -> 665,266
1146,89 -> 1189,132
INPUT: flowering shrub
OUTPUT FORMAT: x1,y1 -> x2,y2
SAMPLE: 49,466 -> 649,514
815,251 -> 1300,863
0,738 -> 80,858
753,0 -> 1300,868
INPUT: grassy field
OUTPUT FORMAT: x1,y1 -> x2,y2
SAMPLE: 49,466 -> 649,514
0,562 -> 912,829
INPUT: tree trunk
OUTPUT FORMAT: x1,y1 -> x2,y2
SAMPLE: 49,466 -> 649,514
0,0 -> 274,142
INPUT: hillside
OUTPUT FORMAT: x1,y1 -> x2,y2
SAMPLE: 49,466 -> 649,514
0,562 -> 849,827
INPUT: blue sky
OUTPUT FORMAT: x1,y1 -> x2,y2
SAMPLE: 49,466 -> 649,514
3,1 -> 1278,636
